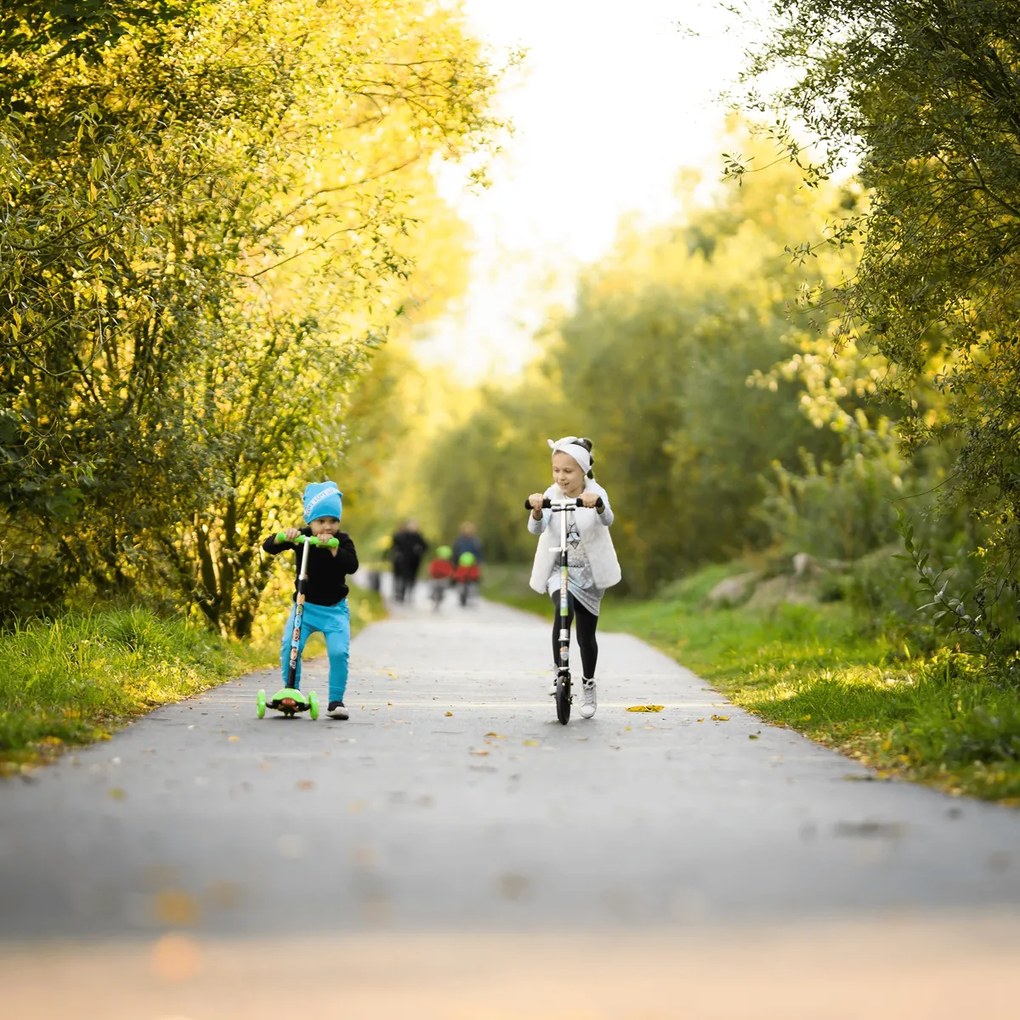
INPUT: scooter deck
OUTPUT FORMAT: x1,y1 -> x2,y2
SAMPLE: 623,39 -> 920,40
257,687 -> 319,719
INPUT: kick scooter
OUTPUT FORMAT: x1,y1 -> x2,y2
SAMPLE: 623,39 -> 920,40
256,532 -> 338,720
526,497 -> 584,724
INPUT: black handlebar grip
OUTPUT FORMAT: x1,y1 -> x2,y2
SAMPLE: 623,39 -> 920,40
525,498 -> 585,509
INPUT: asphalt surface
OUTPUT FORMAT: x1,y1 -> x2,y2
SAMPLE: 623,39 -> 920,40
3,581 -> 1020,1018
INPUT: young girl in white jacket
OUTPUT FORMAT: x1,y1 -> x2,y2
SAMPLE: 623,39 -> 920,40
526,436 -> 622,718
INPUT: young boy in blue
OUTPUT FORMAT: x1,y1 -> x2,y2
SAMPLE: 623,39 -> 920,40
262,481 -> 359,720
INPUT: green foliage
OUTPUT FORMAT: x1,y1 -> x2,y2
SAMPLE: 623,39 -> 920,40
0,1 -> 505,634
0,2 -> 200,59
905,696 -> 1020,771
414,368 -> 565,562
756,415 -> 903,561
893,507 -> 1020,651
416,126 -> 863,595
740,0 -> 1020,644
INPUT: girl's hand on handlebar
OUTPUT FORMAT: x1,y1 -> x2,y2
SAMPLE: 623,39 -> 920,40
527,493 -> 545,517
579,492 -> 601,509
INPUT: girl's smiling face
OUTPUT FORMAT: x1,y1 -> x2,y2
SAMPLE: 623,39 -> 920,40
552,451 -> 585,496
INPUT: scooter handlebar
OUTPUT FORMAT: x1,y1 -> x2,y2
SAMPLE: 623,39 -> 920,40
523,498 -> 584,510
275,532 -> 339,548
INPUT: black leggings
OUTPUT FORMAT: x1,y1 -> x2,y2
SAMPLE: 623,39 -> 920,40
549,593 -> 599,679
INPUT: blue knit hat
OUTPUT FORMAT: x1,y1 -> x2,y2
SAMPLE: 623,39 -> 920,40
303,481 -> 343,523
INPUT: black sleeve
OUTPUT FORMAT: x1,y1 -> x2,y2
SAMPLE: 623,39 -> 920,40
263,534 -> 295,555
335,533 -> 359,574
263,526 -> 309,555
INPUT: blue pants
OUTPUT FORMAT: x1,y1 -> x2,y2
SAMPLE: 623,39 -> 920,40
279,600 -> 351,704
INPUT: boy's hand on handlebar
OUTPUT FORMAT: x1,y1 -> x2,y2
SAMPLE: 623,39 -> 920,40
283,527 -> 300,541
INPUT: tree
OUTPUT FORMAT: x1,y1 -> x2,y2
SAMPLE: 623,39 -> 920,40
0,0 -> 506,632
414,128 -> 864,595
738,0 -> 1020,639
535,137 -> 854,593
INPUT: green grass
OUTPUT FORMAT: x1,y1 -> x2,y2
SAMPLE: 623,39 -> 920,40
487,561 -> 1020,804
0,588 -> 385,773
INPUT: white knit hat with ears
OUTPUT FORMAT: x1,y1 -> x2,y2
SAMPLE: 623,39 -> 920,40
548,437 -> 591,475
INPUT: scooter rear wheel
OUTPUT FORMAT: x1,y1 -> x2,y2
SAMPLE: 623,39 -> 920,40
555,672 -> 571,725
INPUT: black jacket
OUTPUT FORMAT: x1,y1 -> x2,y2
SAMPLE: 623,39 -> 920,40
262,527 -> 359,606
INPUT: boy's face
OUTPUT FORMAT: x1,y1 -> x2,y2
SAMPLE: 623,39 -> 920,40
310,516 -> 340,537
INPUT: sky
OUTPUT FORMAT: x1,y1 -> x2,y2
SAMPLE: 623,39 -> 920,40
418,0 -> 768,381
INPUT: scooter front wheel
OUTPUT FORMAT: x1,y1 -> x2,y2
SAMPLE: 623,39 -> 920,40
256,689 -> 266,719
555,673 -> 571,725
308,690 -> 319,720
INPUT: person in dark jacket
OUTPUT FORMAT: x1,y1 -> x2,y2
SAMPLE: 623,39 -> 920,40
389,519 -> 428,603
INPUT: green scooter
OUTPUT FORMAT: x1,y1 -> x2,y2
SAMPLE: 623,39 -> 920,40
257,532 -> 338,720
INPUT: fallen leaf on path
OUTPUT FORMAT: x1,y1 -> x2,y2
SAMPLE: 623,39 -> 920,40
711,714 -> 730,721
296,779 -> 314,791
626,705 -> 664,713
445,711 -> 453,717
152,889 -> 199,927
107,787 -> 126,800
484,732 -> 507,739
469,749 -> 490,756
227,735 -> 240,742
522,739 -> 539,747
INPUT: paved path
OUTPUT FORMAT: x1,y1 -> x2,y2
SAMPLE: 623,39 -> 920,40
3,586 -> 1020,1017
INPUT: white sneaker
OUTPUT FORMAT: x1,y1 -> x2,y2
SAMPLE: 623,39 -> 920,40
580,679 -> 597,718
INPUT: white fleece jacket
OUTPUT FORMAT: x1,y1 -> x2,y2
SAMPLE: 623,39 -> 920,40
528,479 -> 622,594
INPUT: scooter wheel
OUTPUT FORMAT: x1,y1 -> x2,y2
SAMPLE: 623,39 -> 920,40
256,689 -> 266,719
555,673 -> 571,725
308,690 -> 319,720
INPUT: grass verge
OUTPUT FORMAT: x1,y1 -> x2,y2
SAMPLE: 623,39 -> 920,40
0,588 -> 385,774
483,562 -> 1020,804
